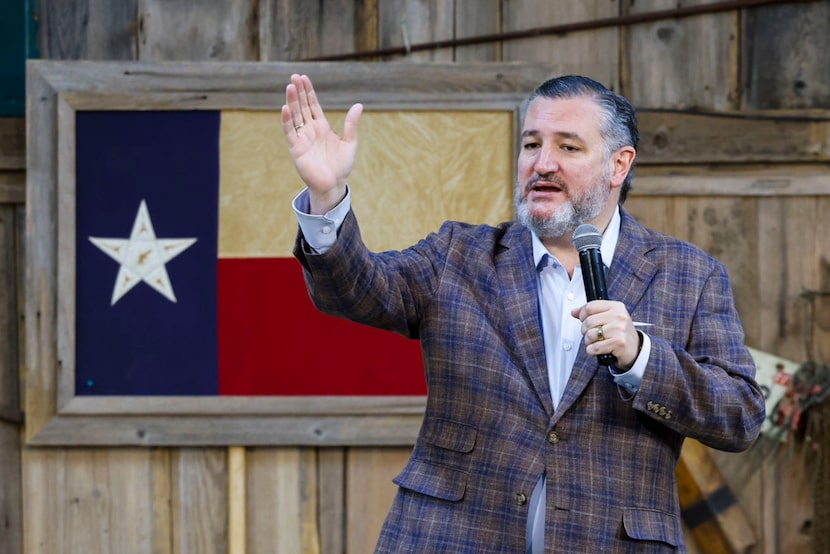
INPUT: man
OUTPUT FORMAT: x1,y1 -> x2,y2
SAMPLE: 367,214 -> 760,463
282,73 -> 765,553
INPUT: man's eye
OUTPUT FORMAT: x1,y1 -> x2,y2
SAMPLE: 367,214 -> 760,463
562,144 -> 579,152
523,142 -> 540,150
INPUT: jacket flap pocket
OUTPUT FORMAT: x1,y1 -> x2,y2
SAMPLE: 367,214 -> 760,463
393,459 -> 468,501
423,418 -> 477,453
622,508 -> 683,547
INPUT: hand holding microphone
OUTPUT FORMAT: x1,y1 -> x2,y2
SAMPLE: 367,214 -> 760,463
572,224 -> 618,367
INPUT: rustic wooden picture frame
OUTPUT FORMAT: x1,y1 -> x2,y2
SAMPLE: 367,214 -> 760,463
25,60 -> 557,446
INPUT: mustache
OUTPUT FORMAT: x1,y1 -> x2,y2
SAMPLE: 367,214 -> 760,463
523,173 -> 567,193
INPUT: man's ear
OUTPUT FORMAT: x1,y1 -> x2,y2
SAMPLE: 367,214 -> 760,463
610,146 -> 636,188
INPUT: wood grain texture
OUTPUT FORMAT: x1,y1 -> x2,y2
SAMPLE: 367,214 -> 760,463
23,448 -> 157,554
0,171 -> 25,204
0,118 -> 26,170
623,0 -> 738,110
39,0 -> 137,60
635,110 -> 830,164
454,0 -> 501,62
501,0 -> 619,87
317,447 -> 346,554
345,447 -> 412,553
138,0 -> 258,61
0,423 -> 22,554
378,0 -> 455,62
246,447 -> 320,554
171,449 -> 228,554
259,0 -> 362,61
743,1 -> 830,110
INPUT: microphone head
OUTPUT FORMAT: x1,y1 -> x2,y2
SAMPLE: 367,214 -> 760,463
572,224 -> 602,252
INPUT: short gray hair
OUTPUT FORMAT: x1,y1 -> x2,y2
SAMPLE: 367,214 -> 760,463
524,75 -> 638,204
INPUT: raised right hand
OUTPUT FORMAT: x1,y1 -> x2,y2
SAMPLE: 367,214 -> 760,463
281,73 -> 364,215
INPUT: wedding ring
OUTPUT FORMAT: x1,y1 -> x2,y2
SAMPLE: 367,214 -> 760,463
294,122 -> 304,130
596,325 -> 605,341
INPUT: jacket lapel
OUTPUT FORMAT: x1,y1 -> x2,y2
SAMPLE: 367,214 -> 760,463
495,224 -> 555,418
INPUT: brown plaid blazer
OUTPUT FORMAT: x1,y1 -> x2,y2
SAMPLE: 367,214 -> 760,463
294,207 -> 765,553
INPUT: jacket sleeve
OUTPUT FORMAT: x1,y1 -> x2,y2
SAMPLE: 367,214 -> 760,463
631,258 -> 766,452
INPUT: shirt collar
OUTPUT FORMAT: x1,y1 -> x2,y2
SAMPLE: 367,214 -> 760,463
531,206 -> 622,270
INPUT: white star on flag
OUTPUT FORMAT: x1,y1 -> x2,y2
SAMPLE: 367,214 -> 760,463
89,199 -> 197,305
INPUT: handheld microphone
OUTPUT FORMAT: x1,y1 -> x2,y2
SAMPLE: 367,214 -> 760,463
572,223 -> 617,367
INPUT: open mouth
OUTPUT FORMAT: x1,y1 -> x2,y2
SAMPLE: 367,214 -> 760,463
526,178 -> 566,198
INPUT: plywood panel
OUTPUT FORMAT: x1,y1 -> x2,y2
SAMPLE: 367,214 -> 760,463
623,0 -> 738,110
138,0 -> 258,61
345,447 -> 411,553
502,0 -> 619,87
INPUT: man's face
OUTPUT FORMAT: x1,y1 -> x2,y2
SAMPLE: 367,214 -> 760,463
515,95 -> 615,239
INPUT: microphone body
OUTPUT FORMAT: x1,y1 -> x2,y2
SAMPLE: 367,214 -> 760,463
572,224 -> 617,367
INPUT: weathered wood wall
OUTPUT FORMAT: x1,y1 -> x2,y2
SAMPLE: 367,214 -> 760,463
1,0 -> 827,552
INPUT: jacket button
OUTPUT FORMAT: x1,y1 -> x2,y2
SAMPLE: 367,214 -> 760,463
547,431 -> 560,444
515,492 -> 527,505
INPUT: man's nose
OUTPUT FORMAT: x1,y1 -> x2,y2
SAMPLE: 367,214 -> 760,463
534,145 -> 560,174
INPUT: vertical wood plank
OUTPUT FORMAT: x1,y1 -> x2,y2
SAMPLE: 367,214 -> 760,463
318,447 -> 346,554
454,0 -> 501,62
259,0 -> 362,61
756,196 -> 825,362
767,443 -> 813,553
39,0 -> 138,60
171,449 -> 228,554
0,119 -> 26,170
138,0 -> 259,61
228,447 -> 247,554
623,195 -> 676,238
0,423 -> 22,554
246,447 -> 320,554
151,448 -> 174,554
345,447 -> 412,553
742,2 -> 830,110
0,202 -> 22,554
501,0 -> 619,87
354,0 -> 380,57
23,448 -> 157,554
0,204 -> 19,418
378,0 -> 455,62
622,0 -> 738,110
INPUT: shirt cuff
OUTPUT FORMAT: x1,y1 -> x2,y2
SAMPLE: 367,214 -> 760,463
291,186 -> 351,253
609,331 -> 651,394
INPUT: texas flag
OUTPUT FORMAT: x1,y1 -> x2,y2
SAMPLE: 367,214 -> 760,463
74,109 -> 513,397
75,109 -> 425,397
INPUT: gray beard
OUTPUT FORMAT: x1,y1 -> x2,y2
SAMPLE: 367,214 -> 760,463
514,174 -> 610,240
